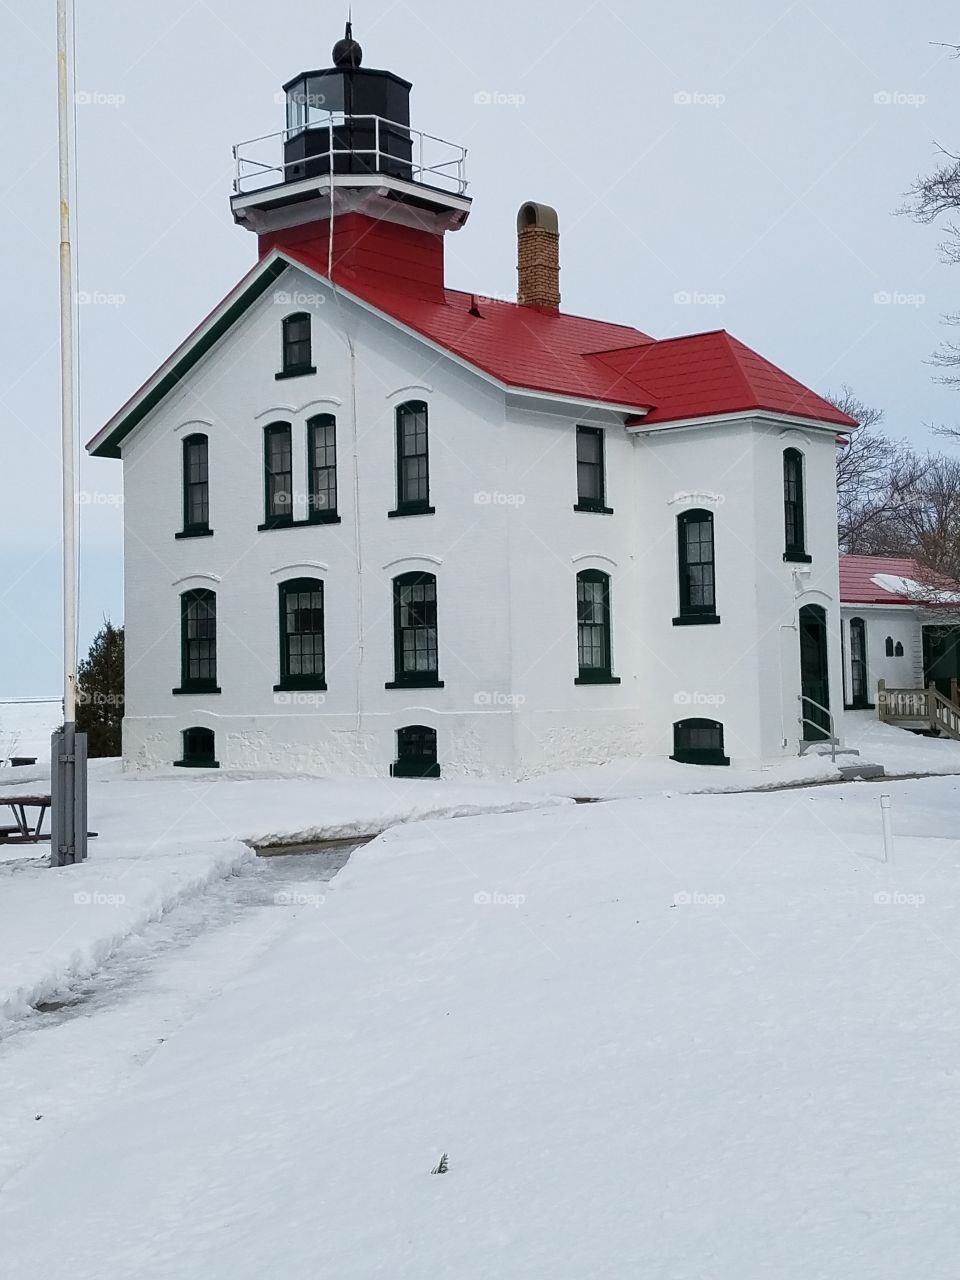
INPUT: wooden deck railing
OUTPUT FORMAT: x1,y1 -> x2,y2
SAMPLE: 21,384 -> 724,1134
877,680 -> 960,741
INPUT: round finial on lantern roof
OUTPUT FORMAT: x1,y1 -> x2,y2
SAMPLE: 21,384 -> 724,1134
332,20 -> 363,67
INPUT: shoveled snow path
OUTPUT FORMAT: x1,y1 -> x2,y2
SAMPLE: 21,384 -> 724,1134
0,849 -> 354,1192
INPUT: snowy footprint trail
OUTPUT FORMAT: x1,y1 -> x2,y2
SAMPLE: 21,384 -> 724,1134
0,848 -> 358,1191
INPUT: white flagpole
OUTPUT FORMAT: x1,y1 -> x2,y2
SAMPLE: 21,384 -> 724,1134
57,0 -> 77,725
53,0 -> 86,865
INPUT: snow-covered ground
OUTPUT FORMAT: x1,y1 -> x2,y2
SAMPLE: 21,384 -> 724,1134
0,760 -> 570,1027
3,761 -> 960,1276
0,696 -> 61,766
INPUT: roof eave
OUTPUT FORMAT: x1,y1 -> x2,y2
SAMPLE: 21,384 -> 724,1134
86,255 -> 289,459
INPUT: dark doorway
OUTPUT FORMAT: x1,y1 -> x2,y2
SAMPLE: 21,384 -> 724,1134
923,626 -> 960,700
799,604 -> 831,740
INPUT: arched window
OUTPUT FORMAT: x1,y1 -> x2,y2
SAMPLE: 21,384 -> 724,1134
176,589 -> 219,694
391,725 -> 440,779
388,572 -> 442,688
278,312 -> 314,378
849,616 -> 869,706
885,636 -> 895,657
671,718 -> 729,766
307,414 -> 338,522
783,448 -> 808,561
894,641 -> 904,657
575,570 -> 619,683
179,434 -> 210,537
675,508 -> 719,623
392,401 -> 433,516
276,578 -> 325,691
262,422 -> 293,526
175,726 -> 219,769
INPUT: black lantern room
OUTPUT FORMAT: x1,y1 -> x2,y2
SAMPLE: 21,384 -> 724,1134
282,24 -> 413,183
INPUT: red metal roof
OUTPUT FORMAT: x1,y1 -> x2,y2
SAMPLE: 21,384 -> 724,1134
87,237 -> 858,457
839,555 -> 929,605
589,331 -> 855,426
284,243 -> 855,426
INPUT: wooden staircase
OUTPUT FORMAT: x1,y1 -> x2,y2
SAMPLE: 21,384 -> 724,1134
877,680 -> 960,741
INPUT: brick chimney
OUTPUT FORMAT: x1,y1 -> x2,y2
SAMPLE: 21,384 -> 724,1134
517,202 -> 560,310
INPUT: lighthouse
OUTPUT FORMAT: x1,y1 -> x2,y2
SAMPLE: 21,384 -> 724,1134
229,23 -> 472,291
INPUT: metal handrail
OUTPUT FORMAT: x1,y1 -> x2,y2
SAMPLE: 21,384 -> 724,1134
798,693 -> 838,762
232,113 -> 469,197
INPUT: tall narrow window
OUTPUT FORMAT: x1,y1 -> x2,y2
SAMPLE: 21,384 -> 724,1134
388,572 -> 443,687
277,578 -> 325,690
675,509 -> 719,624
575,570 -> 619,683
391,725 -> 440,779
278,312 -> 314,378
849,616 -> 870,706
392,401 -> 433,516
885,635 -> 895,657
179,434 -> 210,537
575,426 -> 611,513
176,589 -> 219,693
263,422 -> 293,526
783,448 -> 808,561
307,414 -> 338,522
671,718 -> 729,766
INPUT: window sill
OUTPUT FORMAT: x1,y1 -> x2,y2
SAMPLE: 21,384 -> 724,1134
844,701 -> 875,711
673,614 -> 721,627
172,684 -> 221,696
273,680 -> 327,692
573,503 -> 614,515
175,526 -> 214,540
385,678 -> 445,690
258,515 -> 342,531
784,551 -> 812,564
274,366 -> 316,380
388,504 -> 436,518
174,759 -> 220,769
670,751 -> 730,767
574,674 -> 621,685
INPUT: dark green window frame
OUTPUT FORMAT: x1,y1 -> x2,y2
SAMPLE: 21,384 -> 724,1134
275,577 -> 326,691
847,615 -> 872,709
176,433 -> 212,539
307,413 -> 339,523
671,718 -> 729,766
783,448 -> 810,563
389,401 -> 434,517
174,725 -> 220,769
276,311 -> 315,379
386,571 -> 444,688
674,508 -> 720,625
575,569 -> 620,684
390,724 -> 440,779
261,422 -> 293,529
173,589 -> 220,694
574,425 -> 613,514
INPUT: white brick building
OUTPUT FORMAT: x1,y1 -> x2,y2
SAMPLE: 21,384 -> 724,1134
87,28 -> 856,778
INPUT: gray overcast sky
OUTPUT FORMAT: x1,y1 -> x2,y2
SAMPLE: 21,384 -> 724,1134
1,0 -> 957,696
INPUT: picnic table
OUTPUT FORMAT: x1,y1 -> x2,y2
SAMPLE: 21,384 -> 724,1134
0,794 -> 51,844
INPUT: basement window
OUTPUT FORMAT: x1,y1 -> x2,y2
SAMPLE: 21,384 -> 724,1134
175,726 -> 219,769
671,718 -> 729,766
391,725 -> 440,779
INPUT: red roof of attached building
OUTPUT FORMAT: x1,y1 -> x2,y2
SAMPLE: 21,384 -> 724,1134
840,555 -> 933,605
589,331 -> 855,427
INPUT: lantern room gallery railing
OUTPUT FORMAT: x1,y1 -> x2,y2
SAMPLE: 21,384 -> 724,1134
232,114 -> 469,198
